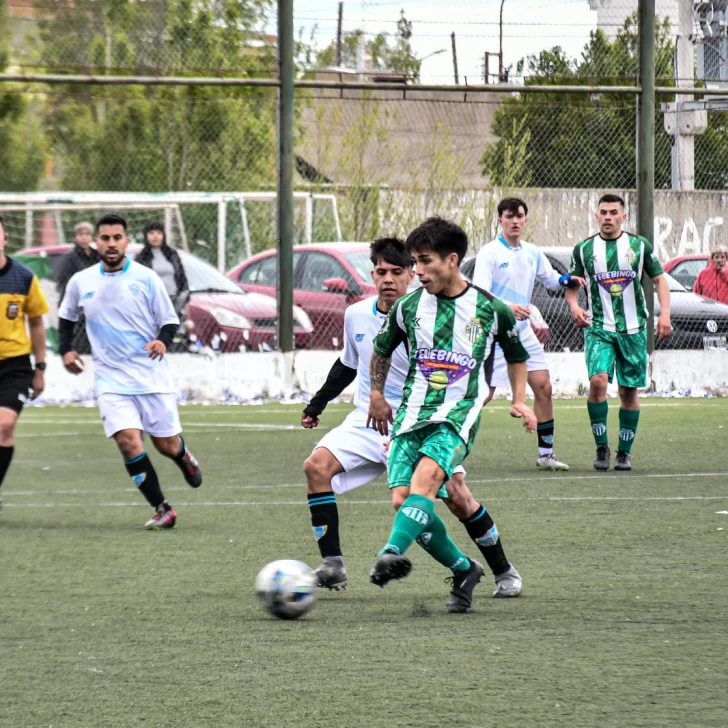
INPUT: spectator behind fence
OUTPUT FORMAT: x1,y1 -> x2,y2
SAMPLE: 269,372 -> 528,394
693,247 -> 728,305
136,222 -> 190,320
56,222 -> 100,303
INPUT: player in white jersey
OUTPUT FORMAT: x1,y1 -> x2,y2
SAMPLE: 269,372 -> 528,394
302,239 -> 523,598
473,198 -> 584,471
58,214 -> 202,530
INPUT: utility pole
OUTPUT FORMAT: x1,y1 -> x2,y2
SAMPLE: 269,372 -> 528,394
637,0 -> 656,354
499,0 -> 506,81
663,0 -> 707,190
336,2 -> 343,66
451,32 -> 459,85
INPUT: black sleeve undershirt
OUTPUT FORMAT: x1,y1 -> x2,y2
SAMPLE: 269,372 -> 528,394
157,323 -> 178,348
58,318 -> 75,355
303,358 -> 357,418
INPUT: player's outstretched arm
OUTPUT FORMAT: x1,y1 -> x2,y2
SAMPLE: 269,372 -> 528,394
367,352 -> 394,436
653,274 -> 672,340
565,287 -> 591,328
302,358 -> 357,428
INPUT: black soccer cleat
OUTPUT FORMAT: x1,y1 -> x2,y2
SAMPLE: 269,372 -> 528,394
177,448 -> 202,488
614,451 -> 632,471
369,552 -> 412,588
314,558 -> 349,591
445,559 -> 485,613
593,444 -> 611,471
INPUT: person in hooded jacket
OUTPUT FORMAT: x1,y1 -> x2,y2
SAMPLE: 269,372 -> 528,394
693,247 -> 728,305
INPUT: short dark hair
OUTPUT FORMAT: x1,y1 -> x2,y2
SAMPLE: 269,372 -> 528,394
598,193 -> 625,208
497,197 -> 528,217
405,217 -> 469,264
95,213 -> 128,234
369,237 -> 412,268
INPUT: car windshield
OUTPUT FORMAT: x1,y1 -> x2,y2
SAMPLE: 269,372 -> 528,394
342,251 -> 373,282
177,251 -> 244,294
664,272 -> 686,292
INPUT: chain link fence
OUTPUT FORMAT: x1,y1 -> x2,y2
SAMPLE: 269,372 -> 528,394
2,0 -> 728,354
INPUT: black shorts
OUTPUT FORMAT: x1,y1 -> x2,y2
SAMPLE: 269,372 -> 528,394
0,355 -> 32,414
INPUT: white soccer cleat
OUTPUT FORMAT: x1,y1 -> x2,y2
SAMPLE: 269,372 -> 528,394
493,566 -> 523,598
537,453 -> 569,471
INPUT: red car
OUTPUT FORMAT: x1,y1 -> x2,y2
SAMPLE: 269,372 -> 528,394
663,254 -> 709,292
22,244 -> 313,352
228,243 -> 377,349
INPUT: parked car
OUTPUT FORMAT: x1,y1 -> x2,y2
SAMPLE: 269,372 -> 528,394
461,247 -> 728,351
22,244 -> 313,352
663,253 -> 709,291
228,243 -> 377,349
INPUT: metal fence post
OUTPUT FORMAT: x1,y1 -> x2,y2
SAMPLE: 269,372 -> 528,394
277,0 -> 295,356
637,0 -> 656,355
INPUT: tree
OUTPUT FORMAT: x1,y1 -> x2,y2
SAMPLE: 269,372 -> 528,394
314,11 -> 421,81
481,15 -> 678,189
0,0 -> 46,192
38,0 -> 277,193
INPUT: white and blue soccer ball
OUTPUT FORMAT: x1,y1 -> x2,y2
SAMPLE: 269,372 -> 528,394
255,559 -> 317,620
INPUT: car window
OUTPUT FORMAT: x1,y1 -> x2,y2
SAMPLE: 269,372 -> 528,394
256,256 -> 278,287
300,252 -> 348,291
177,251 -> 244,294
238,261 -> 261,285
342,251 -> 374,282
671,259 -> 707,290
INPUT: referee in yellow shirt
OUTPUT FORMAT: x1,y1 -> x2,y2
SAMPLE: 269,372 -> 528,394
0,217 -> 49,512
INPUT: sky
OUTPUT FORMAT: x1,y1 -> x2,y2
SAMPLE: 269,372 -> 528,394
275,0 -> 602,83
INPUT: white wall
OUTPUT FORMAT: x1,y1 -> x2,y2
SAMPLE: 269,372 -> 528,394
36,350 -> 728,406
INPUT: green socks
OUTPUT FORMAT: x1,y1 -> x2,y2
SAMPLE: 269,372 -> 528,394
381,494 -> 435,557
618,408 -> 640,454
381,494 -> 471,573
587,400 -> 609,446
416,512 -> 471,573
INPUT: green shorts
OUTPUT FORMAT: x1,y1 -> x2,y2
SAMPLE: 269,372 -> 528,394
387,422 -> 468,498
585,328 -> 648,388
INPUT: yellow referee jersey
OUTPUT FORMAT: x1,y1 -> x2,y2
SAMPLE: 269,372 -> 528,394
0,257 -> 50,359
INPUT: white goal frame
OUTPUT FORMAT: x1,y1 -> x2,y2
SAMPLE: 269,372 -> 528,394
0,191 -> 342,271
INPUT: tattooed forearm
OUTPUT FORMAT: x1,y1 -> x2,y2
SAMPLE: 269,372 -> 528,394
370,352 -> 392,394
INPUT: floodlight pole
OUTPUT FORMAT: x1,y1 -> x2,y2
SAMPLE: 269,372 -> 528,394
277,0 -> 295,357
637,0 -> 656,356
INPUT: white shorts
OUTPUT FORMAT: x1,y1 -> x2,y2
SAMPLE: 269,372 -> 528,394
489,324 -> 548,388
314,419 -> 465,494
98,393 -> 182,439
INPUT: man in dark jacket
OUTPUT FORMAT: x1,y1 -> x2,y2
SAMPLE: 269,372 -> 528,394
56,222 -> 100,353
57,222 -> 100,303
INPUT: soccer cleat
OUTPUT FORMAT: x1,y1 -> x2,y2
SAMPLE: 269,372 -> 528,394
177,449 -> 202,488
536,453 -> 570,471
614,451 -> 632,471
493,565 -> 523,598
593,444 -> 611,471
314,557 -> 349,591
369,552 -> 412,588
144,506 -> 177,530
445,559 -> 485,613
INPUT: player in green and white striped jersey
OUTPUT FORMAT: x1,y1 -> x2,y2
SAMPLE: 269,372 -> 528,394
566,194 -> 672,471
367,217 -> 537,612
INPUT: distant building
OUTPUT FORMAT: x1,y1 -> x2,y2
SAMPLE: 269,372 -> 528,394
587,0 -> 679,38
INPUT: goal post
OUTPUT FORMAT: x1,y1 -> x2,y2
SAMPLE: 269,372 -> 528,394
0,191 -> 342,272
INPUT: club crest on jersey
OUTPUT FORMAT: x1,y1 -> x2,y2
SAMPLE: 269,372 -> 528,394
6,302 -> 20,319
595,270 -> 636,297
355,333 -> 365,342
625,247 -> 637,265
128,282 -> 143,296
465,317 -> 483,344
415,348 -> 477,391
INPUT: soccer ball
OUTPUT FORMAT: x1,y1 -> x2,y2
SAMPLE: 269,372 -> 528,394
255,560 -> 317,620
